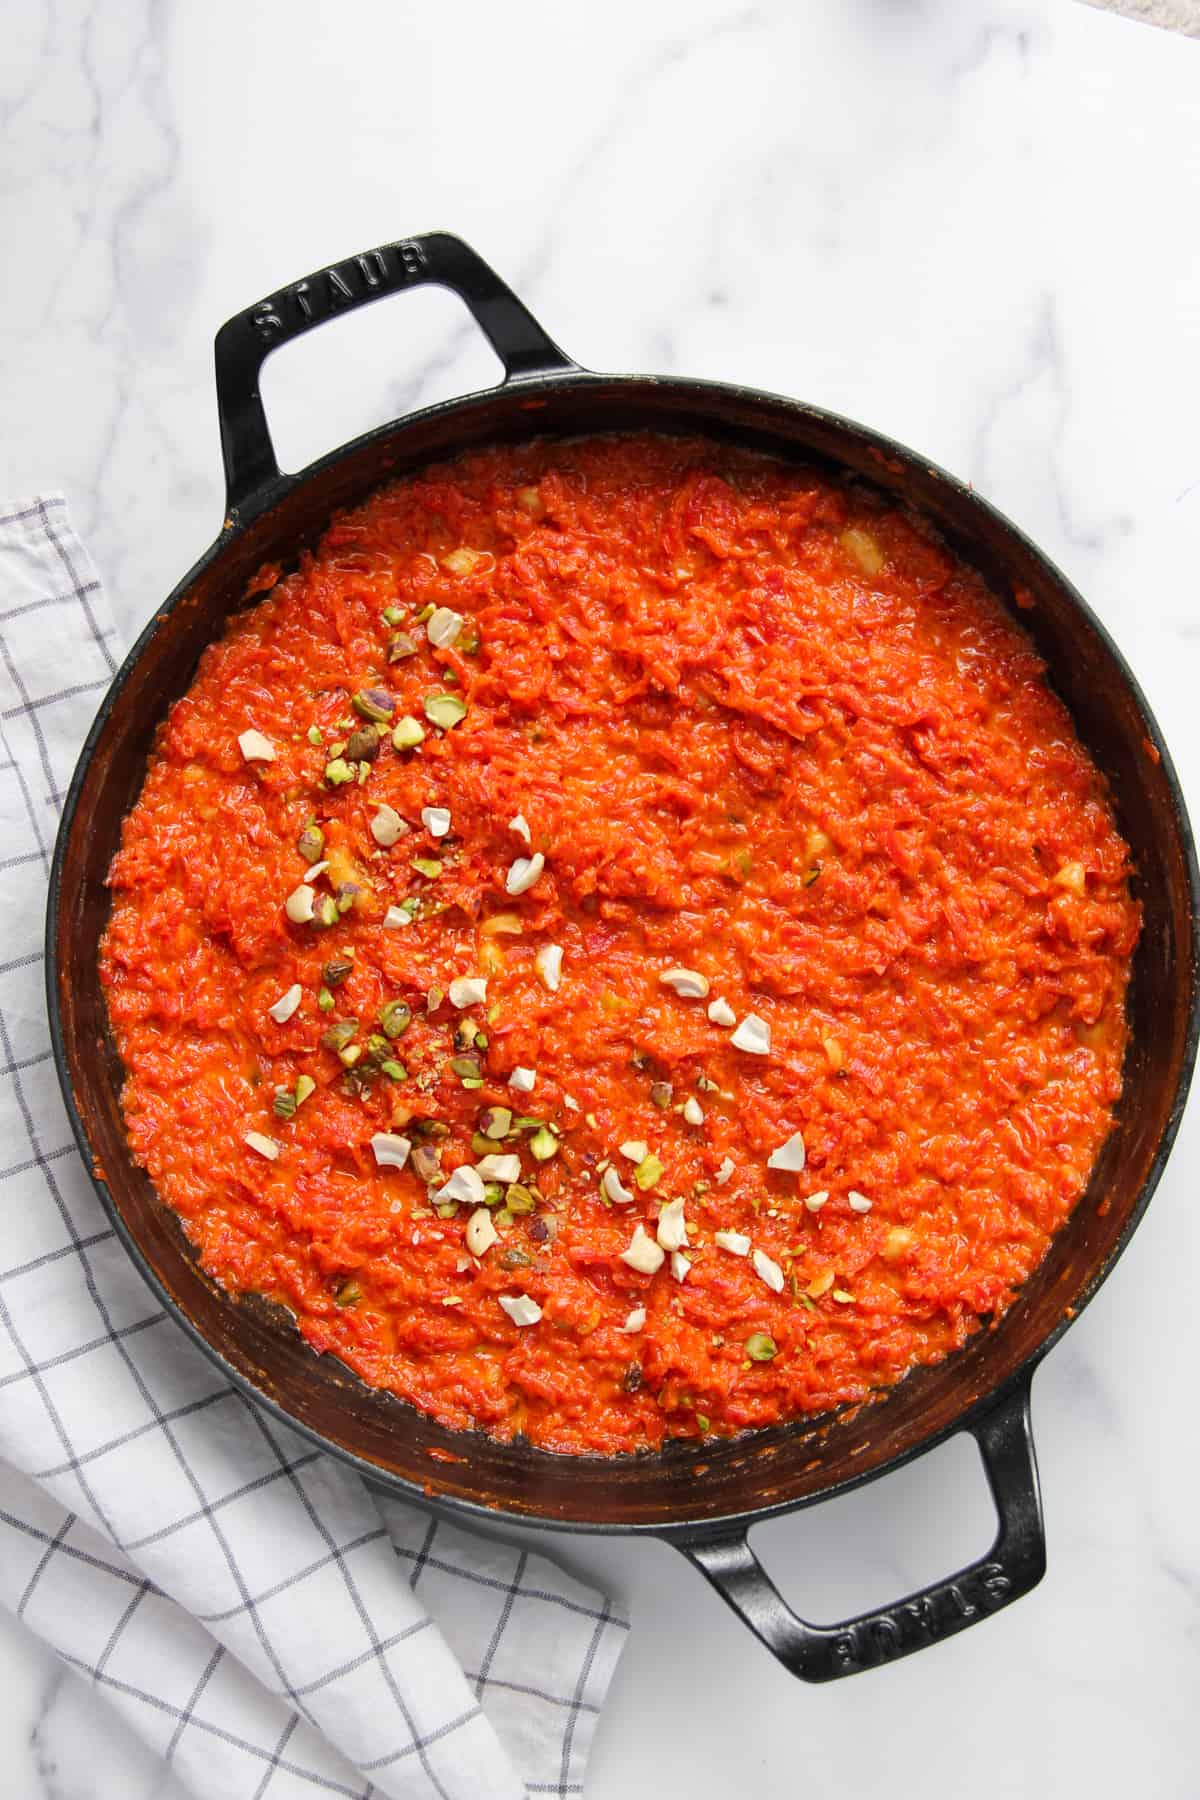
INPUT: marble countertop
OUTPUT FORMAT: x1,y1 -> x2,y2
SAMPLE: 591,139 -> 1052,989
3,0 -> 1199,1794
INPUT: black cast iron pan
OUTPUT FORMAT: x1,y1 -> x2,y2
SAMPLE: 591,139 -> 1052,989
47,232 -> 1200,1682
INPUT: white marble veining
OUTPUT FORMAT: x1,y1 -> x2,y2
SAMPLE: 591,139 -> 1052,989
2,0 -> 1199,1794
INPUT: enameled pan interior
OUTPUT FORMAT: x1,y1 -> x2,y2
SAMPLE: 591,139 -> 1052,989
50,376 -> 1198,1531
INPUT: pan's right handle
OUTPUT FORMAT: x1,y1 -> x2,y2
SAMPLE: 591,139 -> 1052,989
214,231 -> 579,518
678,1376 -> 1045,1681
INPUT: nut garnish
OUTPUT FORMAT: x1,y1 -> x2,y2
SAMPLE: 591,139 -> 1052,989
237,729 -> 275,763
659,967 -> 709,999
449,976 -> 488,1008
731,1013 -> 771,1055
506,853 -> 545,896
620,1224 -> 665,1275
370,1133 -> 412,1170
285,885 -> 316,924
752,1248 -> 785,1292
392,715 -> 426,749
767,1131 -> 807,1173
371,805 -> 407,847
498,1293 -> 542,1327
267,984 -> 302,1025
714,1230 -> 750,1256
426,606 -> 464,648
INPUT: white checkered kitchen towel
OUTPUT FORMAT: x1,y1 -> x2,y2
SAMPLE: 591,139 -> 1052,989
0,496 -> 628,1800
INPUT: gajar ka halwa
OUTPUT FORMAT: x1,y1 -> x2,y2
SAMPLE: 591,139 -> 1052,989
100,435 -> 1139,1454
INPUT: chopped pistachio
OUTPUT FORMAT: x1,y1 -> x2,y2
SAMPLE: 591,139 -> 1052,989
334,1279 -> 362,1308
295,1075 -> 316,1106
426,985 -> 444,1011
382,605 -> 404,626
424,693 -> 467,731
415,602 -> 436,622
272,1088 -> 297,1120
344,725 -> 380,763
479,1107 -> 512,1140
321,1019 -> 358,1054
379,1000 -> 412,1038
297,823 -> 324,862
317,987 -> 334,1011
410,1144 -> 443,1183
339,1045 -> 362,1068
352,687 -> 394,723
505,1183 -> 536,1214
649,1082 -> 673,1109
528,1126 -> 558,1163
380,1060 -> 407,1081
501,1246 -> 533,1270
313,894 -> 339,928
388,632 -> 419,663
482,1181 -> 505,1206
745,1332 -> 778,1362
306,725 -> 324,747
451,1055 -> 482,1081
696,1414 -> 711,1432
324,758 -> 355,786
335,882 -> 358,915
323,957 -> 353,989
461,1076 -> 484,1090
634,1154 -> 664,1190
411,857 -> 442,880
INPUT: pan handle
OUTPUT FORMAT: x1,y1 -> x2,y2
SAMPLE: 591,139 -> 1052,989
213,231 -> 578,516
677,1375 -> 1044,1681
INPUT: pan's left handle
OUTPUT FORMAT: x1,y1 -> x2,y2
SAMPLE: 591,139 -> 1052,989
676,1376 -> 1044,1681
214,231 -> 579,517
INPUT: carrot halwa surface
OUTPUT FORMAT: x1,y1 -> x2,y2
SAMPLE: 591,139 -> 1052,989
100,435 -> 1140,1454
